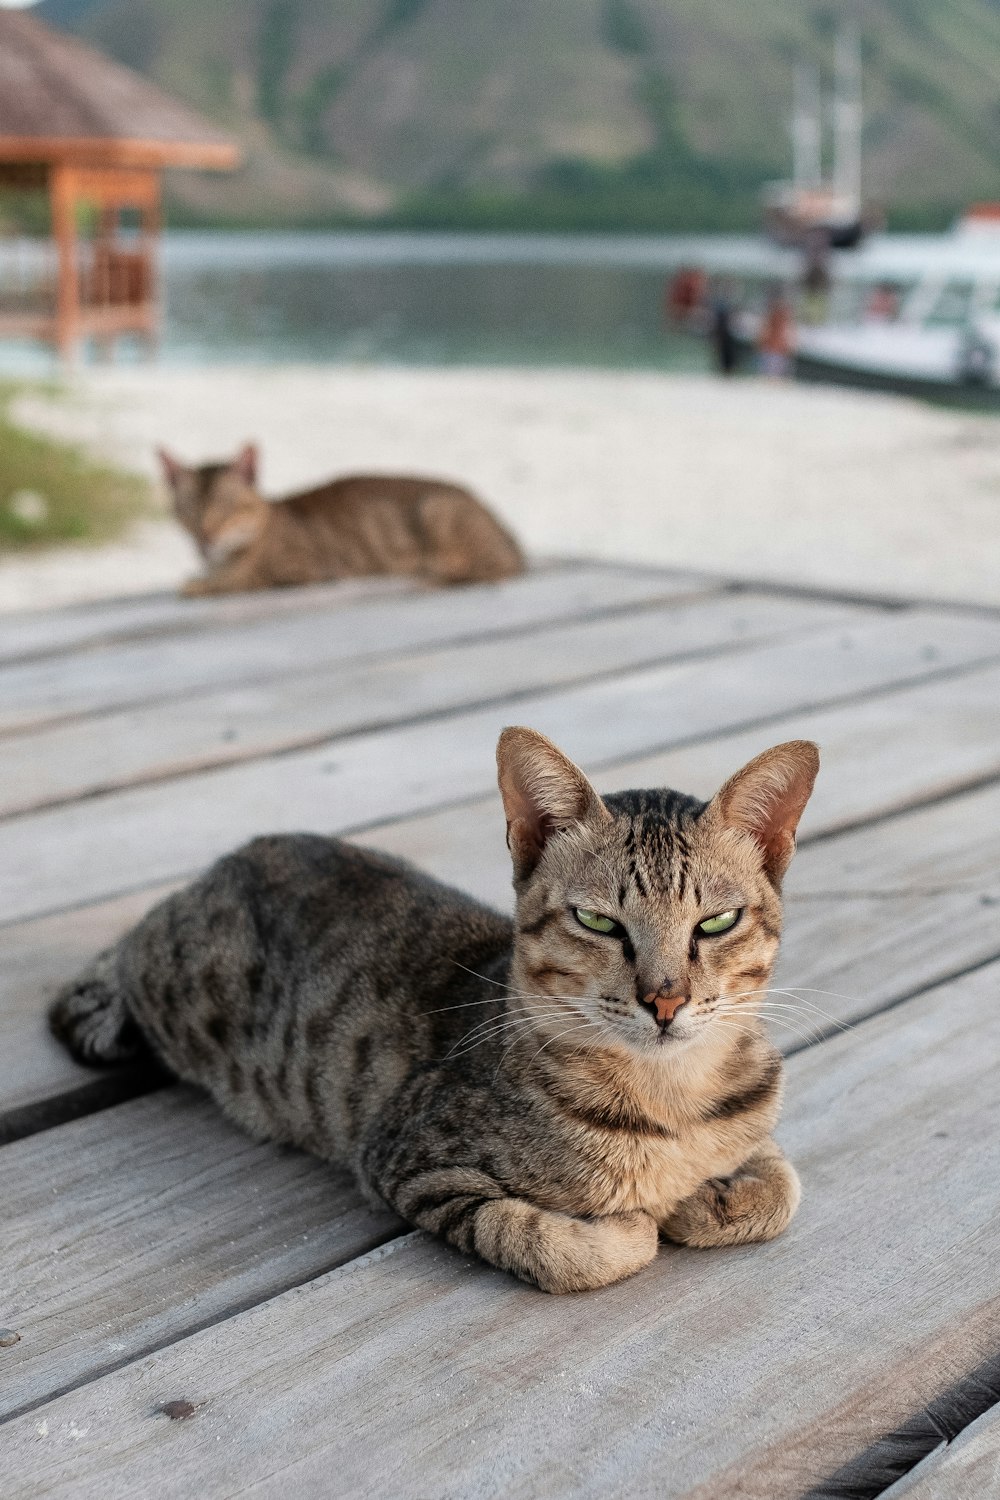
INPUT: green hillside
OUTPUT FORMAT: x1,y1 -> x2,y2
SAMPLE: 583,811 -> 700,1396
36,0 -> 1000,230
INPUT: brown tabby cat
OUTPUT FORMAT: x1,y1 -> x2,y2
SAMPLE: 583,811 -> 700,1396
158,444 -> 525,596
50,729 -> 818,1294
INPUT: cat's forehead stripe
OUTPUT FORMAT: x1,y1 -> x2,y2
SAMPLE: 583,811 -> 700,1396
609,795 -> 703,902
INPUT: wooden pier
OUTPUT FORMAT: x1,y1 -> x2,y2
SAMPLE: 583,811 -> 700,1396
2,561 -> 999,1497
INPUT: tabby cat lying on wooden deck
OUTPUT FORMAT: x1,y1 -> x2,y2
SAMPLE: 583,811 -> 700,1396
51,729 -> 818,1294
158,444 -> 525,596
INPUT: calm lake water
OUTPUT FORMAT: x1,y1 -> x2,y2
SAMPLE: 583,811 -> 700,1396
1,229 -> 981,372
156,231 -> 759,369
1,231 -> 789,373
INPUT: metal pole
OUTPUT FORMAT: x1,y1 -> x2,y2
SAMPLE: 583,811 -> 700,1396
792,64 -> 822,190
832,24 -> 862,208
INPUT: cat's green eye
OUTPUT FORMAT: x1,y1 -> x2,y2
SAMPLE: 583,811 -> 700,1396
574,908 -> 619,935
697,908 -> 741,936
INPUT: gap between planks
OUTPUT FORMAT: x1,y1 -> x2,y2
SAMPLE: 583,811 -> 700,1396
875,1388 -> 1000,1498
805,1346 -> 1000,1497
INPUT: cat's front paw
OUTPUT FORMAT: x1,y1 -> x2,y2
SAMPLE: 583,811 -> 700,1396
661,1152 -> 800,1248
474,1199 -> 658,1293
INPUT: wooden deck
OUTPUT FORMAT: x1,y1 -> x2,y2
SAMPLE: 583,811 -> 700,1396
2,560 -> 1000,1499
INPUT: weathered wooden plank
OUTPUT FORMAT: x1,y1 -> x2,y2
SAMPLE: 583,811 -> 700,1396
1,594 -> 859,817
0,576 -> 423,665
0,1090 -> 402,1423
0,567 -> 718,668
883,1406 -> 1000,1497
4,962 -> 999,1498
776,780 -> 1000,1037
2,610 -> 997,923
0,565 -> 711,732
5,656 -> 1000,1124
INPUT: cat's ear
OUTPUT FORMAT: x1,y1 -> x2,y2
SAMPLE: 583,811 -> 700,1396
707,740 -> 819,886
233,443 -> 259,486
157,447 -> 184,489
497,727 -> 610,881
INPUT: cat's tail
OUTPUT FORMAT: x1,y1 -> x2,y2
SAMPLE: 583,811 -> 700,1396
49,949 -> 149,1069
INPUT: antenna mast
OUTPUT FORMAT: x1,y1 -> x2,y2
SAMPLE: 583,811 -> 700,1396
792,64 -> 822,189
832,23 -> 862,207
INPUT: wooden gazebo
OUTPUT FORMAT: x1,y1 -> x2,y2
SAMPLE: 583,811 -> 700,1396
0,10 -> 237,358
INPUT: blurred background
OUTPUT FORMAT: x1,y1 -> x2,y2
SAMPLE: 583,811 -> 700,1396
1,0 -> 1000,609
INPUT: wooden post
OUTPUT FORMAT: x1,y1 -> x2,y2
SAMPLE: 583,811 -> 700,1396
49,164 -> 80,360
143,172 -> 162,359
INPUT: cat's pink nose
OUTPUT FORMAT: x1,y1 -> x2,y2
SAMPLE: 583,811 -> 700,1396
643,991 -> 689,1026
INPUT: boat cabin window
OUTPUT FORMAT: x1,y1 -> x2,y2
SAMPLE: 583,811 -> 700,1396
926,281 -> 974,326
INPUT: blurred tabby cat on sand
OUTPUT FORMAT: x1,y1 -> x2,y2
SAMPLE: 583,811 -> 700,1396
158,443 -> 525,596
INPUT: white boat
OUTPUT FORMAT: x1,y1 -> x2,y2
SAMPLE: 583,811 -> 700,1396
785,213 -> 1000,399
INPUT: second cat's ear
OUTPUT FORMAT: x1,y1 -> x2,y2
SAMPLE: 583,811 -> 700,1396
497,727 -> 610,881
233,443 -> 259,486
707,740 -> 819,886
157,447 -> 184,489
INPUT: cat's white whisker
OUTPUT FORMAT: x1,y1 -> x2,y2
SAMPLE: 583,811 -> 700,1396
445,962 -> 596,1015
444,1013 -> 578,1061
712,1004 -> 822,1046
447,1006 -> 570,1050
761,984 -> 862,1022
757,998 -> 854,1035
733,998 -> 839,1027
421,996 -> 508,1017
494,1021 -> 600,1083
440,1009 -> 569,1059
714,1015 -> 821,1050
717,997 -> 822,1030
705,1019 -> 767,1050
718,986 -> 856,1034
447,960 -> 515,990
524,1022 -> 600,1072
772,985 -> 869,1004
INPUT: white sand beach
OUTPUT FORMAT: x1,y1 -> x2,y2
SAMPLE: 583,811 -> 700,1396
3,365 -> 999,611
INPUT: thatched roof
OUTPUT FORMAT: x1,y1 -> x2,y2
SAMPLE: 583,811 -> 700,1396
0,10 -> 238,170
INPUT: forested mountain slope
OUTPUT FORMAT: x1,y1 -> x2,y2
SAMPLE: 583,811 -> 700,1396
36,0 -> 1000,228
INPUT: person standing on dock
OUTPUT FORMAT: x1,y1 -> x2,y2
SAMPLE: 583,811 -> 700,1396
709,281 -> 739,375
757,288 -> 795,377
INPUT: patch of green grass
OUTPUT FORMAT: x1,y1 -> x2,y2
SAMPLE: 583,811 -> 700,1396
0,386 -> 151,552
